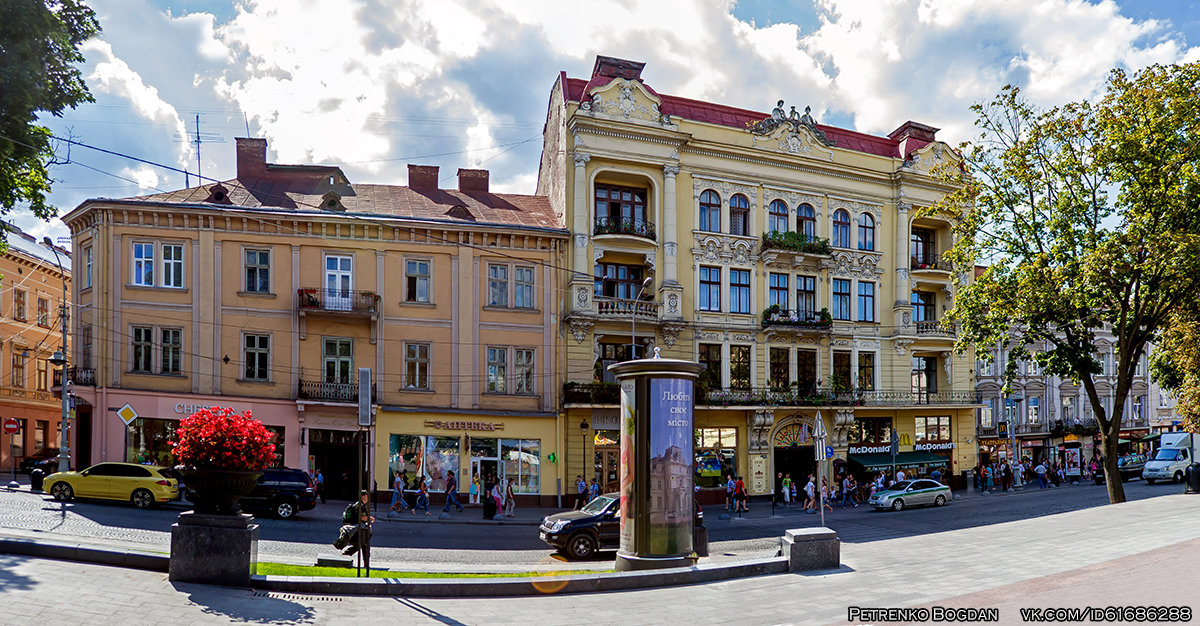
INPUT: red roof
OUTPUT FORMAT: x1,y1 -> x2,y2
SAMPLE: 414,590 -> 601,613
122,178 -> 565,232
563,76 -> 906,159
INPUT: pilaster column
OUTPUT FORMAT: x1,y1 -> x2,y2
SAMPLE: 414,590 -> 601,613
662,164 -> 679,285
572,153 -> 591,276
894,202 -> 911,307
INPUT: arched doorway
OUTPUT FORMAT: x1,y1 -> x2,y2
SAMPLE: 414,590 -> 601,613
772,418 -> 816,500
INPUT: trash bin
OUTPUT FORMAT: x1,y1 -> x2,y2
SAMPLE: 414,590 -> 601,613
30,468 -> 44,492
1185,463 -> 1200,494
693,524 -> 709,557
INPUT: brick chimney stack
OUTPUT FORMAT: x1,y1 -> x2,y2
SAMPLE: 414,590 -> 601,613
235,137 -> 267,180
457,168 -> 489,194
407,164 -> 439,189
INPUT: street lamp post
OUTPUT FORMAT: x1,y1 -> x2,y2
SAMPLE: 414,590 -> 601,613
630,276 -> 653,359
1008,396 -> 1024,468
43,237 -> 70,474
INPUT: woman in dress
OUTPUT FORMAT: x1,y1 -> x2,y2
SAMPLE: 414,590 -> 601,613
469,472 -> 480,506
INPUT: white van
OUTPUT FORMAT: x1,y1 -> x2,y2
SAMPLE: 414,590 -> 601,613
1142,432 -> 1198,484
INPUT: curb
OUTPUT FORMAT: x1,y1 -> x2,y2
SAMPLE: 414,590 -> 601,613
0,536 -> 169,573
375,512 -> 541,527
251,556 -> 792,597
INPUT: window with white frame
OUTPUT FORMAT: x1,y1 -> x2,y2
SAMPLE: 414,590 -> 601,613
245,249 -> 271,293
244,334 -> 270,381
83,245 -> 93,288
514,266 -> 535,309
14,289 -> 26,321
1027,397 -> 1040,424
1134,356 -> 1145,377
980,399 -> 994,427
1133,395 -> 1145,422
37,296 -> 49,327
515,348 -> 535,394
132,326 -> 153,373
405,342 -> 430,390
1063,395 -> 1076,422
36,359 -> 48,391
405,259 -> 430,303
487,264 -> 508,307
486,347 -> 507,393
162,244 -> 184,288
11,351 -> 25,388
161,328 -> 182,374
133,243 -> 155,286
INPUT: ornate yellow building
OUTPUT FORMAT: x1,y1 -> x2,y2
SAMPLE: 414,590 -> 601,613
538,56 -> 978,499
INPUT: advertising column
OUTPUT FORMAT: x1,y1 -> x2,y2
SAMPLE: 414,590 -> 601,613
609,351 -> 703,572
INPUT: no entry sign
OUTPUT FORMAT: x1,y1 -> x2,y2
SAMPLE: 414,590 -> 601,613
2,418 -> 18,435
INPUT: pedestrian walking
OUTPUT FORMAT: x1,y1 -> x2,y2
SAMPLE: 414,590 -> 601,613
804,475 -> 816,514
1034,462 -> 1048,489
782,474 -> 793,506
841,474 -> 855,508
821,478 -> 833,513
390,470 -> 409,513
413,476 -> 431,514
725,474 -> 735,511
491,478 -> 505,514
588,478 -> 600,501
504,477 -> 517,517
734,475 -> 749,512
443,470 -> 464,512
314,469 -> 326,504
575,475 -> 588,509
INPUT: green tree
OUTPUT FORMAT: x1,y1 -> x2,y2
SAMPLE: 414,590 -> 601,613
926,63 -> 1200,504
1149,294 -> 1200,433
0,0 -> 100,218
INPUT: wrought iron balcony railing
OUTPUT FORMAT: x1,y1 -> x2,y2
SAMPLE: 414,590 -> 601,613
563,382 -> 621,405
594,297 -> 660,320
298,379 -> 375,403
297,288 -> 380,314
593,216 -> 656,240
703,386 -> 981,407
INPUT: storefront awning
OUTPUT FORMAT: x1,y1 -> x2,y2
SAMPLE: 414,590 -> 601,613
848,451 -> 948,469
1140,433 -> 1161,442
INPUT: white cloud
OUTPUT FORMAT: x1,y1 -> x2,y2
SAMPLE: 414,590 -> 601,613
120,165 -> 161,190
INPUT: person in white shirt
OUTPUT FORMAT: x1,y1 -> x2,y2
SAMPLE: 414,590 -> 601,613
896,469 -> 906,482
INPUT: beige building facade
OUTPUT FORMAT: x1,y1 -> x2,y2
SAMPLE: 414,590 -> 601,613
0,224 -> 70,472
64,140 -> 569,504
539,57 -> 978,499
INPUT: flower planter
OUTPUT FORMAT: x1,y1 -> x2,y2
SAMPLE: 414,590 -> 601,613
178,467 -> 262,515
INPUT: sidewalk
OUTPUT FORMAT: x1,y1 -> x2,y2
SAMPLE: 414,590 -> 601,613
2,492 -> 1198,624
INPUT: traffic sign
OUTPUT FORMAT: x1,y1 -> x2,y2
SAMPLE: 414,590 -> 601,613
825,445 -> 834,459
116,403 -> 139,426
2,418 -> 18,435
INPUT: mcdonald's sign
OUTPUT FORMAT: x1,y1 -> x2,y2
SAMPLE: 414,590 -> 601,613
899,433 -> 912,446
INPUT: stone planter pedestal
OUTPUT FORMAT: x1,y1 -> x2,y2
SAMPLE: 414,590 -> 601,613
169,512 -> 259,586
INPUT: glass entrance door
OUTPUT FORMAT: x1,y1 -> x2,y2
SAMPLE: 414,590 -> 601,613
471,458 -> 498,486
594,448 -> 619,493
324,255 -> 353,311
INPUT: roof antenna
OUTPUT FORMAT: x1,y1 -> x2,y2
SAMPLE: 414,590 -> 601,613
243,111 -> 251,137
174,114 -> 225,186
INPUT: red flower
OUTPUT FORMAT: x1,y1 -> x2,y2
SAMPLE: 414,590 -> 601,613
169,407 -> 276,470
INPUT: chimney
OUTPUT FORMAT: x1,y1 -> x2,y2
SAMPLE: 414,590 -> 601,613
888,121 -> 940,159
235,137 -> 267,180
457,168 -> 489,194
408,164 -> 439,189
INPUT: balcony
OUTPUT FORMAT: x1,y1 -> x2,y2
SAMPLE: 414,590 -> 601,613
53,367 -> 96,388
298,379 -> 376,403
759,232 -> 832,268
702,386 -> 981,407
977,424 -> 998,437
593,216 -> 656,241
563,382 -> 620,405
915,320 -> 957,338
761,305 -> 832,332
910,255 -> 953,280
296,288 -> 380,315
594,297 -> 660,321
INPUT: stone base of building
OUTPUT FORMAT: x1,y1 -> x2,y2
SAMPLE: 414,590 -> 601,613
169,512 -> 258,586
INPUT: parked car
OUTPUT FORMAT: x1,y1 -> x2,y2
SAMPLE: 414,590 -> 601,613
1117,454 -> 1146,482
869,479 -> 951,511
18,447 -> 59,474
44,462 -> 179,508
538,492 -> 703,560
1143,433 -> 1198,484
235,467 -> 317,519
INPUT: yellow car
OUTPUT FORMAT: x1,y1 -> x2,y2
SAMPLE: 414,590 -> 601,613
45,462 -> 179,509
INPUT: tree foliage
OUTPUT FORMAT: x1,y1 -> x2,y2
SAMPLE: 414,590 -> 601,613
0,0 -> 100,218
925,63 -> 1200,504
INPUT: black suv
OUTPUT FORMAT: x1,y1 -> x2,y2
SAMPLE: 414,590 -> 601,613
238,468 -> 317,519
19,447 -> 59,474
538,492 -> 703,560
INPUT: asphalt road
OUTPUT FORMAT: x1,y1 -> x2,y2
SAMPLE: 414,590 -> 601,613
0,477 -> 1183,569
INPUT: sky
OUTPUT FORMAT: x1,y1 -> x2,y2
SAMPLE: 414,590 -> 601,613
21,0 -> 1200,245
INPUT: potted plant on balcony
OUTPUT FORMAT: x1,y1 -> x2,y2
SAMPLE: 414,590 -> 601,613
170,407 -> 276,515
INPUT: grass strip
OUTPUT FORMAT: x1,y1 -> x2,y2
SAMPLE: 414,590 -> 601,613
256,562 -> 612,579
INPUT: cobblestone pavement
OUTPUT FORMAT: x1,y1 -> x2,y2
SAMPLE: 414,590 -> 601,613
1,493 -> 1198,625
0,478 -> 1180,570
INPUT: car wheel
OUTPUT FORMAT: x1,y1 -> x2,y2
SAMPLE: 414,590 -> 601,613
50,482 -> 73,501
275,499 -> 297,519
131,489 -> 154,509
934,494 -> 946,506
891,499 -> 904,512
1174,472 -> 1184,484
1146,478 -> 1155,485
566,533 -> 597,560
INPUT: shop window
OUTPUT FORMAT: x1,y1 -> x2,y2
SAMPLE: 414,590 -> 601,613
858,352 -> 875,391
848,417 -> 892,444
265,426 -> 286,468
500,438 -> 541,494
914,416 -> 951,443
35,420 -> 48,449
729,345 -> 751,390
769,348 -> 790,390
125,418 -> 178,465
694,427 -> 737,488
387,434 -> 460,493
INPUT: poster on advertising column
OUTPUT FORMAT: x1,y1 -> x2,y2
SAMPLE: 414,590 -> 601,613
1064,447 -> 1081,477
618,380 -> 637,549
647,378 -> 694,555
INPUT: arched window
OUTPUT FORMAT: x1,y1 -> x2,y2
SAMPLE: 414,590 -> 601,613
857,214 -> 875,251
832,209 -> 851,248
797,203 -> 816,239
729,194 -> 749,236
699,189 -> 720,232
768,199 -> 789,234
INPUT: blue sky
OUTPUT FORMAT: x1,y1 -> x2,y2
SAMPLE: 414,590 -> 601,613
20,0 -> 1200,243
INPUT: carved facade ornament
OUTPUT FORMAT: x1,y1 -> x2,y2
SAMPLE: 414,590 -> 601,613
902,311 -> 912,327
574,234 -> 589,249
894,339 -> 914,356
664,242 -> 678,257
569,318 -> 593,343
941,351 -> 953,382
831,252 -> 854,277
666,293 -> 680,315
747,411 -> 776,452
587,79 -> 676,127
663,164 -> 680,178
748,101 -> 836,146
695,330 -> 722,341
731,240 -> 753,265
575,286 -> 589,309
661,322 -> 685,347
692,177 -> 759,209
731,333 -> 755,342
573,153 -> 591,166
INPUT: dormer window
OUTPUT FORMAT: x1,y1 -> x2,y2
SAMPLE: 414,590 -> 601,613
204,183 -> 233,205
322,191 -> 344,211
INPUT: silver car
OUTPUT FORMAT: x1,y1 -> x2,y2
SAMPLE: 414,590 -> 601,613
869,479 -> 951,511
